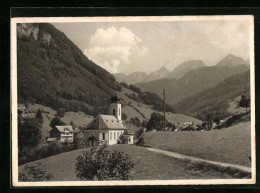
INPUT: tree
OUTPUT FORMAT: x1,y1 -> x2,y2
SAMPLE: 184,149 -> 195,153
166,122 -> 176,131
239,95 -> 250,111
213,117 -> 221,125
18,118 -> 41,156
57,108 -> 66,117
18,163 -> 53,181
35,109 -> 43,124
50,116 -> 65,129
75,145 -> 134,180
121,112 -> 127,120
147,112 -> 165,131
141,120 -> 148,128
130,117 -> 141,127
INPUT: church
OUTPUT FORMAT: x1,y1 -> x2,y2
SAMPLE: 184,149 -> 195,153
81,95 -> 133,146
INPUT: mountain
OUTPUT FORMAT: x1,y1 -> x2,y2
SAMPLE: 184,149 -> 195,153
175,70 -> 250,120
127,71 -> 148,84
17,23 -> 175,117
113,67 -> 170,85
17,23 -> 121,115
216,54 -> 248,67
113,73 -> 128,83
143,67 -> 170,82
167,60 -> 205,80
136,62 -> 249,106
113,71 -> 147,84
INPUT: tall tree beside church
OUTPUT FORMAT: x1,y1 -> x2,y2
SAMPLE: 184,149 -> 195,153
147,112 -> 165,131
35,109 -> 43,124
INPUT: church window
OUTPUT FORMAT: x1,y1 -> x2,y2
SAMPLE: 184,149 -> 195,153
102,133 -> 105,140
113,109 -> 116,115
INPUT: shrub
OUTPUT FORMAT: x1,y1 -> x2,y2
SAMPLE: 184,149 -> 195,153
75,145 -> 134,180
18,163 -> 53,181
18,141 -> 75,165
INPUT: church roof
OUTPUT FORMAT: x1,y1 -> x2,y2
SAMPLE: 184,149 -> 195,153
84,114 -> 126,130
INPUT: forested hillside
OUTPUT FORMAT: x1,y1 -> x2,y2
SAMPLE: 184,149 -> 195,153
17,23 -> 176,116
17,23 -> 121,115
175,70 -> 250,120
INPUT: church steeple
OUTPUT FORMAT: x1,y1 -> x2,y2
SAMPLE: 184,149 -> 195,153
109,95 -> 121,121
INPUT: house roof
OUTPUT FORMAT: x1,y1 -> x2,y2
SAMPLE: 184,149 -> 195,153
55,125 -> 73,132
84,114 -> 126,130
18,104 -> 27,111
46,138 -> 57,142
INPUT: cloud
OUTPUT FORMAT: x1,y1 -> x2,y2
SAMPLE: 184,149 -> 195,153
84,27 -> 148,74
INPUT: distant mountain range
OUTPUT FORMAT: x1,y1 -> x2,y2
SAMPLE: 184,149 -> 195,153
113,66 -> 171,84
113,60 -> 207,84
134,54 -> 250,119
135,54 -> 249,106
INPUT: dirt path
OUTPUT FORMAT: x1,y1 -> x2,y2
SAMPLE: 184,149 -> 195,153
146,147 -> 251,177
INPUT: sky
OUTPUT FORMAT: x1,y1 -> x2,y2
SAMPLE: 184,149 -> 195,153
52,19 -> 250,75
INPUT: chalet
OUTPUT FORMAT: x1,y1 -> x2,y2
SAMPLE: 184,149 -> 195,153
49,125 -> 74,143
18,104 -> 27,117
82,95 -> 132,146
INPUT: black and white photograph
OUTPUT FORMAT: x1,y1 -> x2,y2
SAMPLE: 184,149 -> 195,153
11,15 -> 255,186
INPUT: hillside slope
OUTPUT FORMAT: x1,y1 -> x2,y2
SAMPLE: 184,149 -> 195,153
17,23 -> 121,115
175,70 -> 250,115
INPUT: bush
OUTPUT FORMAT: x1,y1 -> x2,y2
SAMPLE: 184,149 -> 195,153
19,141 -> 75,165
130,117 -> 141,127
75,145 -> 134,180
120,82 -> 129,88
18,163 -> 53,181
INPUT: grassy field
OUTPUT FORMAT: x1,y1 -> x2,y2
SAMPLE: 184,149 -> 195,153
139,122 -> 251,167
18,145 -> 235,181
134,105 -> 202,126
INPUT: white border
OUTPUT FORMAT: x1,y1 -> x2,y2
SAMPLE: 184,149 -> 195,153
11,15 -> 255,186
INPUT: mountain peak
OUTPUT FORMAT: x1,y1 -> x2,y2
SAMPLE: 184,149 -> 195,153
167,60 -> 205,80
217,54 -> 248,67
157,66 -> 170,73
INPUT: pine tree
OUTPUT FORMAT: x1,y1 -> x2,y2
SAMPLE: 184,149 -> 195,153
35,109 -> 43,124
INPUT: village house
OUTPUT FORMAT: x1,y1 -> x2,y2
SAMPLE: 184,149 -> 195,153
49,125 -> 74,143
81,95 -> 133,146
18,104 -> 27,118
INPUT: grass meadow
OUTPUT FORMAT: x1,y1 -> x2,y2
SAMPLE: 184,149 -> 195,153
139,122 -> 251,167
18,144 -> 235,181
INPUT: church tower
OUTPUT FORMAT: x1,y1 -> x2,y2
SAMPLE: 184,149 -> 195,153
109,95 -> 122,121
